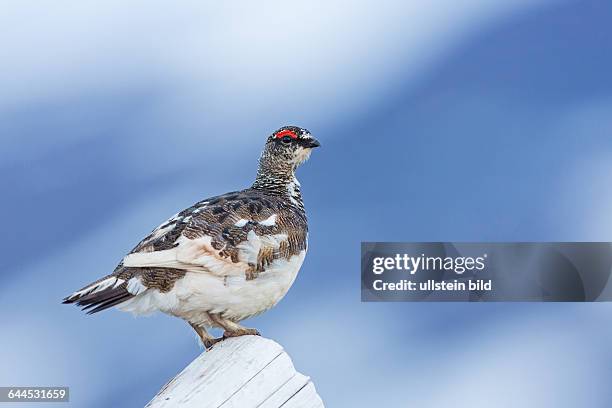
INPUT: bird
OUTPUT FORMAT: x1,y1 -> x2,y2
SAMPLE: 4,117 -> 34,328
63,126 -> 320,349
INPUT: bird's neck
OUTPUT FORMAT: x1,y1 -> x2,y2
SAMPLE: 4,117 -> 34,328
252,163 -> 304,209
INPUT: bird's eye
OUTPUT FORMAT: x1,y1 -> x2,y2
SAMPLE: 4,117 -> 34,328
281,136 -> 292,144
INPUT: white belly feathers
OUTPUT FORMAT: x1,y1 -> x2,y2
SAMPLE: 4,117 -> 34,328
118,227 -> 307,323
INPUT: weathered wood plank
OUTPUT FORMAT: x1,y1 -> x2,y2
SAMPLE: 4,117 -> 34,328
281,383 -> 324,408
258,373 -> 315,408
146,336 -> 323,408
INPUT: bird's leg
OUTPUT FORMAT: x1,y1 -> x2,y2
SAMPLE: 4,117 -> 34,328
245,264 -> 259,281
188,322 -> 221,350
210,315 -> 261,338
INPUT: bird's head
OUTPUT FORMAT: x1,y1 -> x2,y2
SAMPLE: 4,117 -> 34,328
253,126 -> 319,191
263,126 -> 320,169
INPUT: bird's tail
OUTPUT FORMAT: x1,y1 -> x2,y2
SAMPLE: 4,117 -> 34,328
62,274 -> 133,314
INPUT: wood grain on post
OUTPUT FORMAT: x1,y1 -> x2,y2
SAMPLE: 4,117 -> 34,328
146,336 -> 324,408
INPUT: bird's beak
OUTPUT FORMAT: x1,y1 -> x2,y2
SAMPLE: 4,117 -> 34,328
304,138 -> 321,148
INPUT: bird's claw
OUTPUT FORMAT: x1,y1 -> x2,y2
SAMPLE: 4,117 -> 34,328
202,329 -> 259,350
203,337 -> 225,351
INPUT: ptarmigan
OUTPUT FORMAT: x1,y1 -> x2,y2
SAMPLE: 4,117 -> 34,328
64,126 -> 320,348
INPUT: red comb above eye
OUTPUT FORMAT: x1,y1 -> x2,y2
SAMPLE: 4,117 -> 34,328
276,130 -> 298,139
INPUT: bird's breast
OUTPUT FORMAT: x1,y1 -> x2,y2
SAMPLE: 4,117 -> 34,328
165,249 -> 307,322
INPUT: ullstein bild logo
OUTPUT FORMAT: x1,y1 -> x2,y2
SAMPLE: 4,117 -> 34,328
361,242 -> 612,302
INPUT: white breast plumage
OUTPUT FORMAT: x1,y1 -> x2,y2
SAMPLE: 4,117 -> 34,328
119,249 -> 306,323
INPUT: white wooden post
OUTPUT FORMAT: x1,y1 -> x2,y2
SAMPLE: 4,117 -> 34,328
146,336 -> 324,408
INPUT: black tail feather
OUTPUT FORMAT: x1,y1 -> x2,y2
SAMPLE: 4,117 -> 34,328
85,292 -> 133,314
63,277 -> 134,314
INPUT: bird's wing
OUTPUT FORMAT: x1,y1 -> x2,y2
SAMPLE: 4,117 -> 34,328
122,190 -> 307,277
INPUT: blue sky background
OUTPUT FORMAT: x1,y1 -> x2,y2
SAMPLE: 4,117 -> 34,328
2,1 -> 612,407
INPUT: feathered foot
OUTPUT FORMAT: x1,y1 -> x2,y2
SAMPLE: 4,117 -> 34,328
223,327 -> 261,338
208,314 -> 261,340
188,322 -> 221,351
